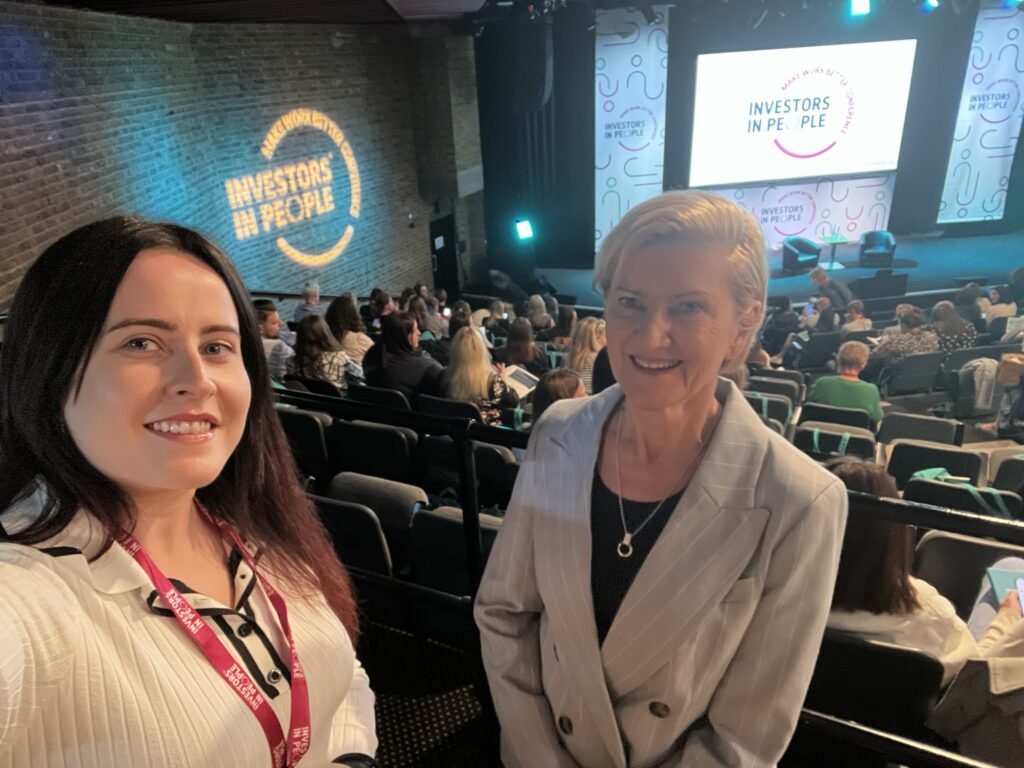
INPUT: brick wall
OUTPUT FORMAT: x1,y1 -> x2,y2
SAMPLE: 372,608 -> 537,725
0,1 -> 439,308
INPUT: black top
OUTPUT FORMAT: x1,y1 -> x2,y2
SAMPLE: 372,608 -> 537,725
590,471 -> 685,645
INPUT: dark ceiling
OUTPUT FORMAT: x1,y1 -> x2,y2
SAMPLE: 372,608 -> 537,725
33,0 -> 487,24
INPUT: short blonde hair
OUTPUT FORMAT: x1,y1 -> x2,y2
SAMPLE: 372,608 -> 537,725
594,191 -> 768,372
837,341 -> 869,371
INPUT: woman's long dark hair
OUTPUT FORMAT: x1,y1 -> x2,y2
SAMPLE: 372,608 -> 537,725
505,317 -> 542,366
363,311 -> 418,373
293,315 -> 342,378
931,300 -> 969,337
826,457 -> 919,615
0,217 -> 358,638
325,292 -> 364,344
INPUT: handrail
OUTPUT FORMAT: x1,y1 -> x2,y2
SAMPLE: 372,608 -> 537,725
796,710 -> 999,768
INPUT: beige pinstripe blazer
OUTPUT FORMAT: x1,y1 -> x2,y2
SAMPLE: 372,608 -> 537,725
474,379 -> 847,768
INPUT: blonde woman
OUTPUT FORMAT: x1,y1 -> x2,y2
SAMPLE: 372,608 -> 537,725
527,294 -> 554,332
565,317 -> 607,394
443,327 -> 519,426
476,190 -> 846,768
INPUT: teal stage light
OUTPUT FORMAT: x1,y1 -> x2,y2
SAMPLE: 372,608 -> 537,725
920,0 -> 940,13
1003,0 -> 1022,9
515,218 -> 534,240
851,0 -> 871,16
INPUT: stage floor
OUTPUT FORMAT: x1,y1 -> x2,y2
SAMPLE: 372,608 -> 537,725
537,229 -> 1024,309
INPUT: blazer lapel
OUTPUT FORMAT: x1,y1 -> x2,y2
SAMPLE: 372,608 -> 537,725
535,388 -> 628,768
600,380 -> 773,697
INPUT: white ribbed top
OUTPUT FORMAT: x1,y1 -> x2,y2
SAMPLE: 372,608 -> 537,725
0,489 -> 376,768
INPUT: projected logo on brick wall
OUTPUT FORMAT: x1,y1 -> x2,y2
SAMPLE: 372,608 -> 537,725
223,109 -> 361,267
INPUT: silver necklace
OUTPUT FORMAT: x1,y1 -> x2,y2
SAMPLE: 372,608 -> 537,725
612,403 -> 719,558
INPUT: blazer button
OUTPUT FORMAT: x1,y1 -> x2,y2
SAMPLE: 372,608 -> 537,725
237,623 -> 253,638
649,701 -> 671,719
267,669 -> 283,684
557,716 -> 573,735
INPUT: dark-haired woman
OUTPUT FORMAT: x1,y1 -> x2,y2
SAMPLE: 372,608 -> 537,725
492,317 -> 550,378
0,218 -> 375,766
530,368 -> 585,425
362,311 -> 445,399
824,458 -> 987,687
326,292 -> 374,365
930,300 -> 977,353
986,285 -> 1018,328
535,305 -> 576,348
287,315 -> 362,392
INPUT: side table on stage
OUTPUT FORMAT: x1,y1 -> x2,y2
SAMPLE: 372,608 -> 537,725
820,234 -> 848,271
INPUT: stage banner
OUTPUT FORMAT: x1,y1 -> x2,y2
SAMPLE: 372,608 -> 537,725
938,1 -> 1024,224
594,5 -> 670,254
711,174 -> 897,252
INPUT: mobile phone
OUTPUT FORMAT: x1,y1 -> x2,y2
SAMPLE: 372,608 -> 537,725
371,317 -> 381,328
804,304 -> 814,316
443,307 -> 451,318
502,312 -> 509,320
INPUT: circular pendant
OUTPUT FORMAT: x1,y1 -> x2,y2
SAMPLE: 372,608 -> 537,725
617,541 -> 634,558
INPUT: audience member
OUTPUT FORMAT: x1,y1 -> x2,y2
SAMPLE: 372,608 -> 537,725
760,296 -> 801,355
414,281 -> 430,300
565,317 -> 607,395
0,217 -> 375,765
325,292 -> 375,365
407,296 -> 432,336
480,299 -> 510,335
363,311 -> 445,398
806,341 -> 884,425
368,291 -> 395,332
491,317 -> 551,377
360,287 -> 384,325
747,341 -> 771,370
443,328 -> 519,426
254,299 -> 294,381
293,280 -> 326,323
591,346 -> 616,394
398,287 -> 416,311
287,315 -> 362,391
811,266 -> 854,311
422,296 -> 448,337
530,368 -> 585,425
955,283 -> 988,332
770,297 -> 838,366
536,304 -> 576,347
870,310 -> 939,364
823,458 -> 980,687
436,288 -> 448,314
1009,267 -> 1024,305
882,303 -> 919,337
986,285 -> 1018,327
840,300 -> 872,335
419,309 -> 470,367
931,300 -> 977,352
526,294 -> 553,332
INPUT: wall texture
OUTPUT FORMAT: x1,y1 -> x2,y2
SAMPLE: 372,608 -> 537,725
0,1 -> 456,307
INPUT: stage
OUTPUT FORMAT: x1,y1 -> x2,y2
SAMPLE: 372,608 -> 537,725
536,229 -> 1024,310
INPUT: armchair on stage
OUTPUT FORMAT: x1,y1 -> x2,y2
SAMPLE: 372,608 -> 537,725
859,230 -> 896,269
782,237 -> 821,275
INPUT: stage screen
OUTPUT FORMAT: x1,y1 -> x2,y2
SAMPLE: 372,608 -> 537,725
689,40 -> 917,188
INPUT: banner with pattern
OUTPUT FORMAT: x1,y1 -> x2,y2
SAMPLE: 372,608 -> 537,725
938,2 -> 1024,224
594,5 -> 670,254
710,175 -> 896,251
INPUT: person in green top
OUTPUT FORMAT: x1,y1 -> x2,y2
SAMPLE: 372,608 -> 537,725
806,341 -> 884,426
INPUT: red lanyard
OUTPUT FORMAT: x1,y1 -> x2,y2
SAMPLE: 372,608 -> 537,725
117,505 -> 311,768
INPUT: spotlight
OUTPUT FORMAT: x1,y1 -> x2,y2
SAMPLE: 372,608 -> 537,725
1002,0 -> 1022,9
920,0 -> 940,13
515,219 -> 534,240
851,0 -> 870,15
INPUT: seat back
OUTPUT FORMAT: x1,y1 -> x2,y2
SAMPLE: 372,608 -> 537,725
913,530 -> 1024,619
743,392 -> 792,426
903,478 -> 1023,521
283,374 -> 340,398
988,315 -> 1010,340
417,393 -> 483,421
938,347 -> 1002,391
475,443 -> 519,510
747,376 -> 801,406
347,384 -> 412,411
793,425 -> 876,461
798,402 -> 875,431
326,472 -> 428,574
276,406 -> 331,491
878,351 -> 945,396
311,495 -> 392,576
804,629 -> 942,739
877,412 -> 960,446
327,420 -> 417,484
886,441 -> 984,490
841,330 -> 875,344
794,332 -> 841,370
410,506 -> 502,596
992,456 -> 1024,495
